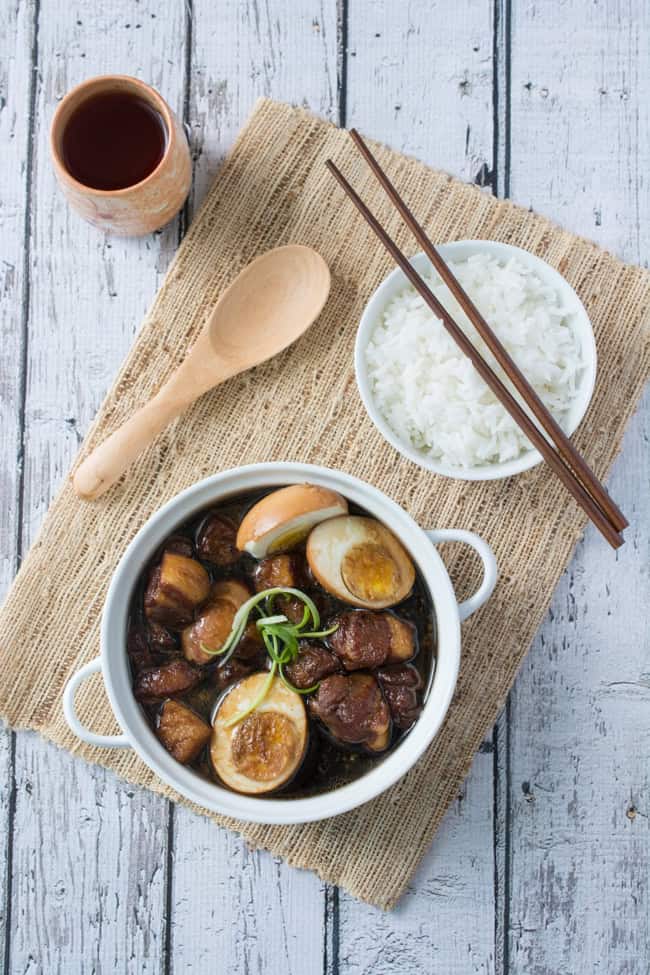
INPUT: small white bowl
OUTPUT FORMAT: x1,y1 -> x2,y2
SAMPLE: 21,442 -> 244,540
355,240 -> 597,481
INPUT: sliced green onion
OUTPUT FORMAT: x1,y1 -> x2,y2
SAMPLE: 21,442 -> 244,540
256,614 -> 289,627
299,623 -> 340,639
297,604 -> 311,629
200,640 -> 231,657
207,586 -> 338,724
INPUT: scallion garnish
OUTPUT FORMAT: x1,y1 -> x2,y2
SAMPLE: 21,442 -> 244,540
201,586 -> 338,726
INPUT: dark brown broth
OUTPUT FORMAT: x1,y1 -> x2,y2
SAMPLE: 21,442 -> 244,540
61,92 -> 167,191
128,490 -> 437,798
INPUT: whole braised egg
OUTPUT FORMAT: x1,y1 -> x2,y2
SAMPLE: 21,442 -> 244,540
236,484 -> 348,558
306,515 -> 415,609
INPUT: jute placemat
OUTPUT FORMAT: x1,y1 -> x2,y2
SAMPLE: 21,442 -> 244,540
1,99 -> 648,909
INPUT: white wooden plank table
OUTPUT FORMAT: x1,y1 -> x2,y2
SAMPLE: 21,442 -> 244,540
0,1 -> 647,972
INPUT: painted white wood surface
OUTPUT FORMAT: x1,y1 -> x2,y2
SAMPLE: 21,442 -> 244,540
505,3 -> 650,972
3,2 -> 183,972
0,0 -> 38,969
0,1 -> 647,973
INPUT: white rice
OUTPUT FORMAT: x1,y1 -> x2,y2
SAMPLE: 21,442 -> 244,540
365,252 -> 584,469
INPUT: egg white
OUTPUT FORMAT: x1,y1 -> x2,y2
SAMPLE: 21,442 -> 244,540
306,515 -> 415,609
243,505 -> 346,558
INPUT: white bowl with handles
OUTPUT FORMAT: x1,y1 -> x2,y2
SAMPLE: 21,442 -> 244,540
63,462 -> 497,825
355,240 -> 597,481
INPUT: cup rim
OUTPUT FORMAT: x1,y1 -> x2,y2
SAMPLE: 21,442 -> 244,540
100,462 -> 463,824
355,241 -> 598,481
50,74 -> 178,197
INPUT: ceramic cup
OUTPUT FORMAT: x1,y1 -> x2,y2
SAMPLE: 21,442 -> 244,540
50,75 -> 192,237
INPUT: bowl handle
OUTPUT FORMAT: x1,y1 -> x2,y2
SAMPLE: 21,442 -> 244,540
63,658 -> 130,748
425,529 -> 497,622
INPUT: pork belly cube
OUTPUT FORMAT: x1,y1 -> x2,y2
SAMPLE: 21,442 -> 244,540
252,554 -> 309,592
377,663 -> 423,729
134,659 -> 203,703
144,551 -> 211,628
308,672 -> 391,752
147,621 -> 178,656
329,610 -> 416,670
196,512 -> 241,566
284,641 -> 340,689
181,598 -> 237,666
210,659 -> 255,694
157,700 -> 211,764
384,614 -> 417,664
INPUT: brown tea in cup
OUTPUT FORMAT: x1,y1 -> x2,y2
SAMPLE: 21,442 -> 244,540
51,75 -> 191,237
61,91 -> 167,191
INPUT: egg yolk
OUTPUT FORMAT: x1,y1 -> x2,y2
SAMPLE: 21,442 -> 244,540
341,543 -> 401,603
230,711 -> 299,782
267,524 -> 311,554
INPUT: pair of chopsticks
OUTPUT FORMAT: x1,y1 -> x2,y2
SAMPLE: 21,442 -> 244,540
326,131 -> 627,550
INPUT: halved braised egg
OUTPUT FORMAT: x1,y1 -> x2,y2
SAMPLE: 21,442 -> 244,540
306,516 -> 415,609
210,673 -> 308,795
236,484 -> 348,558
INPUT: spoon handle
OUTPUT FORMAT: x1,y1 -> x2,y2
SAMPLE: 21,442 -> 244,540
73,387 -> 194,500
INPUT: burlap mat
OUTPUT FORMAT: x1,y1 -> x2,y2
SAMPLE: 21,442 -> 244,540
1,99 -> 648,910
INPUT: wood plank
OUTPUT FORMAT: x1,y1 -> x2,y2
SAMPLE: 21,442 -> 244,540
505,2 -> 650,971
509,0 -> 650,262
7,1 -> 188,970
10,736 -> 170,973
506,404 -> 650,974
0,729 -> 11,969
338,746 -> 497,975
0,0 -> 34,593
338,3 -> 498,970
169,815 -> 327,975
188,0 -> 339,213
0,0 -> 38,966
168,2 -> 339,969
345,0 -> 495,184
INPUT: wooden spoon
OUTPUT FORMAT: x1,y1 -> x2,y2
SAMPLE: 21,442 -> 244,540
73,245 -> 331,500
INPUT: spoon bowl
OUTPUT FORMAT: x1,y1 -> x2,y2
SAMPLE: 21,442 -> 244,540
208,245 -> 331,372
73,245 -> 330,500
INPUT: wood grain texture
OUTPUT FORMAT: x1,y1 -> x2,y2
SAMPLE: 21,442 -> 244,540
187,0 -> 339,214
169,814 -> 327,974
509,0 -> 650,262
345,0 -> 494,183
0,0 -> 38,968
5,1 -> 186,971
504,2 -> 650,971
164,4 -> 339,970
0,731 -> 12,973
338,747 -> 497,974
10,735 -> 169,974
506,413 -> 650,974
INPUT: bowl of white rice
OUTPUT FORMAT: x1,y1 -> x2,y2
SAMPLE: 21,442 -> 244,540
355,240 -> 596,480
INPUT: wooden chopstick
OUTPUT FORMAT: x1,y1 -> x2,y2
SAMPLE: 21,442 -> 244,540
348,128 -> 628,535
325,158 -> 624,550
